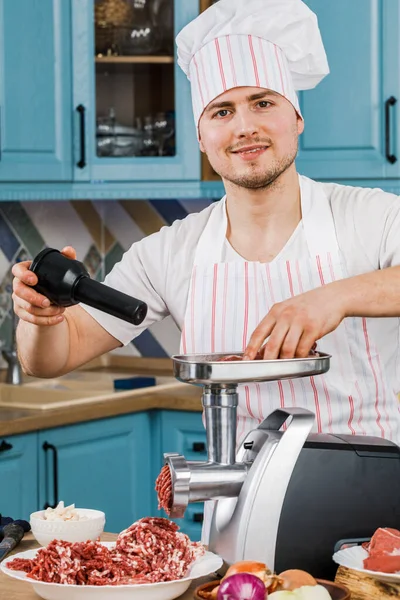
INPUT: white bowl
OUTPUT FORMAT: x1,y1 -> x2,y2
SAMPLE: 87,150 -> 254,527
30,508 -> 106,546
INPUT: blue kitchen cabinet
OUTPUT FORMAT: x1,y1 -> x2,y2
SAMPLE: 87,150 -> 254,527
154,410 -> 206,541
38,412 -> 152,534
0,433 -> 38,521
71,0 -> 200,183
297,0 -> 400,180
0,0 -> 73,181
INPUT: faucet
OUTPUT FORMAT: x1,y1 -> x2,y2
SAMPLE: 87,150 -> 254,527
1,307 -> 23,385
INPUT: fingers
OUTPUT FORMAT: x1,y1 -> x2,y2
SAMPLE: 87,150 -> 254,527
243,315 -> 275,360
261,321 -> 291,360
61,246 -> 77,260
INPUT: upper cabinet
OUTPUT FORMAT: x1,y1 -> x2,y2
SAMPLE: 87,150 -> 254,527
0,0 -> 73,181
297,0 -> 400,181
72,0 -> 199,183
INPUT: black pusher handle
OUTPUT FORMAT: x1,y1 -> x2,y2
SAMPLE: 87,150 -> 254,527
385,96 -> 397,164
29,248 -> 148,326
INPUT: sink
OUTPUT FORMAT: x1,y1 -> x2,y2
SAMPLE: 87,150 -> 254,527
0,370 -> 178,410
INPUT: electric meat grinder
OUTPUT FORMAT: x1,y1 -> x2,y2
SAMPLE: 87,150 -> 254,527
164,352 -> 400,580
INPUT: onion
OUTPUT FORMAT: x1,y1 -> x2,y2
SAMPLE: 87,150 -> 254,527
276,570 -> 317,591
224,560 -> 271,583
216,573 -> 267,600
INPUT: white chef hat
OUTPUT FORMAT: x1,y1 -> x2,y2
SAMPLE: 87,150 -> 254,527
176,0 -> 329,129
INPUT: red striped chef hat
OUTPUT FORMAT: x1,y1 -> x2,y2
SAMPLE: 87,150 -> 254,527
176,0 -> 329,130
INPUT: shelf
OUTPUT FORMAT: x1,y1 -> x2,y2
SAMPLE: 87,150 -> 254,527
95,55 -> 174,64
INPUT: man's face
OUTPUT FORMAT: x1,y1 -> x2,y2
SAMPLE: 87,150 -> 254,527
198,87 -> 304,190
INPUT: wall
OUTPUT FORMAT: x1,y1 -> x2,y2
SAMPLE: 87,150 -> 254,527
0,198 -> 212,365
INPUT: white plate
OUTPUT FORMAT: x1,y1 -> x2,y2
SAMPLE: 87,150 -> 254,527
333,545 -> 400,584
1,542 -> 223,600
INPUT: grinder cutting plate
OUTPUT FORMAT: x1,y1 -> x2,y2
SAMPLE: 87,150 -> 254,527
172,352 -> 330,384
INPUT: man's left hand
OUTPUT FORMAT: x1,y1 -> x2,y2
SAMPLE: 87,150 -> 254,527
243,284 -> 347,360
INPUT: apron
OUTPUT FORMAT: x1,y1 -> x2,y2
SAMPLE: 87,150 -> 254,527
180,174 -> 400,543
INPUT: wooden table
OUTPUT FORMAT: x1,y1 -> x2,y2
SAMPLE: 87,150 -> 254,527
0,533 -> 214,600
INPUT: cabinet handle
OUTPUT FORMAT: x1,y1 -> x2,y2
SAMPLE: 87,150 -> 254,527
76,104 -> 86,169
43,442 -> 59,509
385,96 -> 397,164
192,442 -> 206,452
193,512 -> 204,523
0,440 -> 13,453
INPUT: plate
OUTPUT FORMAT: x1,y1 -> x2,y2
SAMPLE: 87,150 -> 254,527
172,352 -> 330,384
333,545 -> 400,584
1,542 -> 223,600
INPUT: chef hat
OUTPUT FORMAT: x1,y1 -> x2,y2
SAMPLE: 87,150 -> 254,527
176,0 -> 329,129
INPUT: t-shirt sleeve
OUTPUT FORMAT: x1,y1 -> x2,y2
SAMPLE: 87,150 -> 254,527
378,195 -> 400,269
328,183 -> 400,271
80,223 -> 173,346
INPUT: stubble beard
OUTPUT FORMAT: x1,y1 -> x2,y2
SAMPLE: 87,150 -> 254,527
211,136 -> 299,191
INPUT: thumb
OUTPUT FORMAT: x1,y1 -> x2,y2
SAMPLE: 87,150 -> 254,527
61,246 -> 77,260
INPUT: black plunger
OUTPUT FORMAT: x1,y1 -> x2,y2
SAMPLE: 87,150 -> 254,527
29,248 -> 148,326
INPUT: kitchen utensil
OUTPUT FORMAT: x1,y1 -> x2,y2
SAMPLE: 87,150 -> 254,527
159,352 -> 400,580
0,522 -> 25,563
1,542 -> 223,600
29,248 -> 147,326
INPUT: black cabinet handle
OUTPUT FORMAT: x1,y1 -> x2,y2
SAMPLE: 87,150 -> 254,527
192,442 -> 206,452
0,440 -> 13,453
76,104 -> 86,169
43,442 -> 59,509
385,96 -> 397,164
193,512 -> 204,523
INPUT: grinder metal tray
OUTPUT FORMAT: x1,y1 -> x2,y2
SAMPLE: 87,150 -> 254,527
172,352 -> 330,384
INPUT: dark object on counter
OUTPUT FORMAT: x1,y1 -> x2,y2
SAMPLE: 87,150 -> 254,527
0,522 -> 25,563
114,376 -> 156,391
29,248 -> 148,326
0,516 -> 30,543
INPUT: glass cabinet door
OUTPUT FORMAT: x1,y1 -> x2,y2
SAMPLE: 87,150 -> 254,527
72,0 -> 199,183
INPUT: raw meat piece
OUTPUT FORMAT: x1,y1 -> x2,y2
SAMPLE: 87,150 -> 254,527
363,527 -> 400,573
155,463 -> 173,515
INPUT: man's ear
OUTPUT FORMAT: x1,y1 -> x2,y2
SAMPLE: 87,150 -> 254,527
199,137 -> 205,153
297,115 -> 305,135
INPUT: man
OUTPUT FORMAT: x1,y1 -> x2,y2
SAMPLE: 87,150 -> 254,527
12,0 -> 400,447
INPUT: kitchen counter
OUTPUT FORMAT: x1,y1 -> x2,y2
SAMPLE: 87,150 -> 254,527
0,356 -> 203,437
0,533 -> 214,599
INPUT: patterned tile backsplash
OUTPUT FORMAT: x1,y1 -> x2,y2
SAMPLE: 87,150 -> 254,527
0,198 -> 212,367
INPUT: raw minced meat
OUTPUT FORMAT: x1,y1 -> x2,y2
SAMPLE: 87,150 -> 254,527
7,517 -> 204,586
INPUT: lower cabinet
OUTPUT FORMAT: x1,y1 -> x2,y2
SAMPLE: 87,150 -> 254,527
0,410 -> 204,539
38,412 -> 152,533
0,432 -> 38,520
155,410 -> 207,541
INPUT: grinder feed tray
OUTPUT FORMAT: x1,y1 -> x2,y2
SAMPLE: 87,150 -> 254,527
173,352 -> 330,384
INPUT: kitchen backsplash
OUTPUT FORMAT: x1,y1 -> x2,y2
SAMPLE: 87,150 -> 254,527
0,198 -> 212,365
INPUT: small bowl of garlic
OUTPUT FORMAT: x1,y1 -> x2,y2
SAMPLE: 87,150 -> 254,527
30,501 -> 105,546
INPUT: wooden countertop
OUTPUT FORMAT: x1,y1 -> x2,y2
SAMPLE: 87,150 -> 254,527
0,533 -> 214,600
0,383 -> 202,437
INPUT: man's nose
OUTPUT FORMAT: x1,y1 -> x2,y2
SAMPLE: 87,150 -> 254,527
235,109 -> 260,137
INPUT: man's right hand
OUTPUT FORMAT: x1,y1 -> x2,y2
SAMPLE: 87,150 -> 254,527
12,246 -> 77,326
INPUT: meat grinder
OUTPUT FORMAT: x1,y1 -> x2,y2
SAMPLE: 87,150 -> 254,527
163,352 -> 400,579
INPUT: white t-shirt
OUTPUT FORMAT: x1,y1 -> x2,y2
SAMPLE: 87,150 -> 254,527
82,179 -> 400,390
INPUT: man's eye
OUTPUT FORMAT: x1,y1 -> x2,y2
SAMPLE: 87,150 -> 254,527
258,101 -> 272,108
214,109 -> 230,118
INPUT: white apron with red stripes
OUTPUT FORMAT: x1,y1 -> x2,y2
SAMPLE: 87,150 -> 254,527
180,174 -> 399,542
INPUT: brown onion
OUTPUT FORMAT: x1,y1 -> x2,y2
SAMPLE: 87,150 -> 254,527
276,569 -> 317,590
223,560 -> 272,583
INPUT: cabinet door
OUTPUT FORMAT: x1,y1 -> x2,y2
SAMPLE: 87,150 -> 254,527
72,0 -> 200,182
156,410 -> 206,541
297,0 -> 400,180
0,0 -> 72,181
38,413 -> 152,534
0,433 -> 38,520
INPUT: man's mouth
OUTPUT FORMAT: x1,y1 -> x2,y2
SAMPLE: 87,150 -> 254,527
232,145 -> 269,157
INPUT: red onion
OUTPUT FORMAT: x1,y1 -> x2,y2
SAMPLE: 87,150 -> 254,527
217,573 -> 267,600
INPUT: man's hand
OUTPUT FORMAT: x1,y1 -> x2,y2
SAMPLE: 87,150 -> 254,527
12,246 -> 76,327
243,284 -> 347,360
